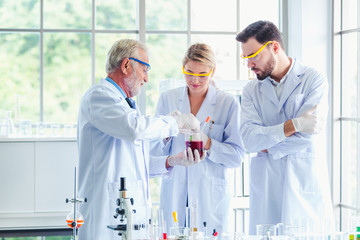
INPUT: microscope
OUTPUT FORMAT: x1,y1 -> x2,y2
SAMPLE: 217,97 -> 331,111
107,177 -> 145,240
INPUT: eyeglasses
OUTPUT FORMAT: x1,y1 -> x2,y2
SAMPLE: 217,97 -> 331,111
241,41 -> 273,62
182,66 -> 213,79
129,57 -> 151,72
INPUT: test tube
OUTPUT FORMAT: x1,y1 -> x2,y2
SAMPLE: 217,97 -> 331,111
190,198 -> 199,232
186,207 -> 190,229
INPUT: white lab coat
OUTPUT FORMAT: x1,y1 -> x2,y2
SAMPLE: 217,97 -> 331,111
151,85 -> 245,237
77,78 -> 179,240
240,60 -> 333,234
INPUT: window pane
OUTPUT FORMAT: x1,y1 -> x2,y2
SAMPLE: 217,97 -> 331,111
146,0 -> 187,30
191,0 -> 236,31
44,33 -> 91,124
44,0 -> 91,29
146,34 -> 187,115
333,35 -> 341,116
192,35 -> 237,80
0,33 -> 40,122
341,121 -> 358,207
239,0 -> 279,31
96,0 -> 136,30
341,208 -> 357,232
95,34 -> 137,82
341,33 -> 357,117
333,0 -> 341,33
342,0 -> 358,31
0,0 -> 40,29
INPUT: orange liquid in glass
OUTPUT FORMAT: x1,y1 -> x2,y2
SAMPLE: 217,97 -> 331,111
66,219 -> 84,229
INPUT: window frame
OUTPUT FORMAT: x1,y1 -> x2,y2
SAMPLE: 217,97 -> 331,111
332,0 -> 360,231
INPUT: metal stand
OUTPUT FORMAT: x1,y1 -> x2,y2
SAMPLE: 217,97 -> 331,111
66,167 -> 87,240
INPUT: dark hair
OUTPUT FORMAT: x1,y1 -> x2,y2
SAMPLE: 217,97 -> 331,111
236,20 -> 284,49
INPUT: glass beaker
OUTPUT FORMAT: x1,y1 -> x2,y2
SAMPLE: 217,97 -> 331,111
34,122 -> 47,136
63,124 -> 73,137
66,210 -> 84,229
19,120 -> 32,136
4,111 -> 15,136
221,232 -> 243,240
170,227 -> 190,237
51,124 -> 61,137
0,117 -> 7,137
185,131 -> 204,158
256,224 -> 276,237
0,111 -> 15,137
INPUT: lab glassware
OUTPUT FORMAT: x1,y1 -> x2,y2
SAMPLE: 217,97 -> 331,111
256,224 -> 276,237
51,124 -> 62,136
221,232 -> 242,240
34,122 -> 47,136
19,120 -> 32,136
64,124 -> 74,137
185,131 -> 204,158
0,111 -> 15,137
66,209 -> 84,229
170,227 -> 190,238
4,111 -> 15,136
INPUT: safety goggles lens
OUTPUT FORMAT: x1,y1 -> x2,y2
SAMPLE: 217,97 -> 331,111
129,57 -> 151,72
241,41 -> 273,62
182,66 -> 213,77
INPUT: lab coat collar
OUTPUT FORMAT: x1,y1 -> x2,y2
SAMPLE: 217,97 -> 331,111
102,78 -> 139,112
259,58 -> 303,112
104,77 -> 127,99
259,80 -> 279,106
178,85 -> 216,121
277,58 -> 303,112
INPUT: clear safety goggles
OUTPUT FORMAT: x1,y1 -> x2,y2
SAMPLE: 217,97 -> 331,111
129,57 -> 151,72
182,66 -> 213,79
241,41 -> 273,62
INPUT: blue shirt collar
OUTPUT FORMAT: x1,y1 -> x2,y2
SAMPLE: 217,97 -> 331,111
105,77 -> 127,99
105,77 -> 136,109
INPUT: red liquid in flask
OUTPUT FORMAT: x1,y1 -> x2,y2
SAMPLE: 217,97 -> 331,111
185,141 -> 203,157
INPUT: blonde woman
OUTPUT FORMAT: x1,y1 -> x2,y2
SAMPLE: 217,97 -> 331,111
152,43 -> 245,237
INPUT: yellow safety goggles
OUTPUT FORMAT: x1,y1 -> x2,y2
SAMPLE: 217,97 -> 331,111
241,41 -> 273,60
182,66 -> 213,77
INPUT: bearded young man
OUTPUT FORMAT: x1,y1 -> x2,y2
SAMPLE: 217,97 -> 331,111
236,21 -> 333,234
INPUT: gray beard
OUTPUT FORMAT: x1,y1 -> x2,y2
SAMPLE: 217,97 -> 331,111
125,70 -> 142,97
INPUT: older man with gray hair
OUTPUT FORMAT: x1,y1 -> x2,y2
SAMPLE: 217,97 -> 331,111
77,39 -> 200,240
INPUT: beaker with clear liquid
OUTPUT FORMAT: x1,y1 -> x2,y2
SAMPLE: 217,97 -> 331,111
0,111 -> 15,137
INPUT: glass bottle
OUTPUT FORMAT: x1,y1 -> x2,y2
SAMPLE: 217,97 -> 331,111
4,111 -> 15,136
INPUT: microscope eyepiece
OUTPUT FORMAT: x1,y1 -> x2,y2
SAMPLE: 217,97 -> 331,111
120,177 -> 126,191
